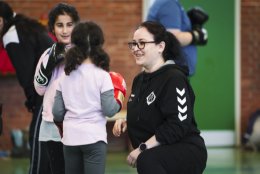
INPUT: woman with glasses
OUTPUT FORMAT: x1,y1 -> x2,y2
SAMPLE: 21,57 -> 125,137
113,21 -> 207,174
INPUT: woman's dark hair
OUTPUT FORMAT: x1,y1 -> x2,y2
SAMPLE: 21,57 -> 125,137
0,1 -> 47,38
0,1 -> 13,24
138,21 -> 184,63
64,21 -> 110,75
48,3 -> 80,33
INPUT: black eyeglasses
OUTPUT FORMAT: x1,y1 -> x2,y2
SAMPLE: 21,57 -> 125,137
128,41 -> 156,50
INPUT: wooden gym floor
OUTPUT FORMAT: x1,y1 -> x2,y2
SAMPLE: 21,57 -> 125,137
0,147 -> 260,174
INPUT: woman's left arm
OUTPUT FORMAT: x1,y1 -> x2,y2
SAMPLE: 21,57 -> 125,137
155,73 -> 194,144
127,135 -> 160,168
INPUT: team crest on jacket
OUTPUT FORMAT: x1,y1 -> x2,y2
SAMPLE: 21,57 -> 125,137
176,88 -> 187,121
146,91 -> 156,105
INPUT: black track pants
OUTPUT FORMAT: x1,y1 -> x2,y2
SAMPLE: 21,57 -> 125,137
28,103 -> 51,174
44,141 -> 65,174
136,143 -> 207,174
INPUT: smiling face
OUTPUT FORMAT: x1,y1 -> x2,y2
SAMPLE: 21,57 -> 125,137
53,14 -> 75,44
131,27 -> 165,72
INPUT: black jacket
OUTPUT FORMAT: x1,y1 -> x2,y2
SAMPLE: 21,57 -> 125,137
2,14 -> 54,110
127,64 -> 204,149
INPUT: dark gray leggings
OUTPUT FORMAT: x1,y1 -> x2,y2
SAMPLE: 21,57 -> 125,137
63,141 -> 107,174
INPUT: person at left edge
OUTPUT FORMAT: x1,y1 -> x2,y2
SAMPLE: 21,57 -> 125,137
0,1 -> 54,174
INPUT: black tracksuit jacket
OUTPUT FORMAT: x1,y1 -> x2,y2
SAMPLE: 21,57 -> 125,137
2,14 -> 54,108
127,64 -> 205,149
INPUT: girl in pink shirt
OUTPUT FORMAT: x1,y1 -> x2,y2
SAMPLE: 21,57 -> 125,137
52,22 -> 122,174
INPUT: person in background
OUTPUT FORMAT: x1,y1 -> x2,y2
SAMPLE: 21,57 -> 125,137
34,3 -> 80,174
112,21 -> 207,174
0,1 -> 54,173
147,0 -> 208,76
52,21 -> 126,174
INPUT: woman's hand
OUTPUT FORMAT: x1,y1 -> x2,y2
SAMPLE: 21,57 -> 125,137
127,148 -> 141,168
112,118 -> 127,137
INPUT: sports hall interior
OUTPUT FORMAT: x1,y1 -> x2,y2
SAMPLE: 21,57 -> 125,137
0,0 -> 260,174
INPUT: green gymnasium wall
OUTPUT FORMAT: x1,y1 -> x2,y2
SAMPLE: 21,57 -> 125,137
182,0 -> 235,130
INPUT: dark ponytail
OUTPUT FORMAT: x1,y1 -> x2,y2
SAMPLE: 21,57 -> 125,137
138,21 -> 185,63
163,31 -> 183,62
64,46 -> 85,75
64,21 -> 110,75
89,46 -> 110,72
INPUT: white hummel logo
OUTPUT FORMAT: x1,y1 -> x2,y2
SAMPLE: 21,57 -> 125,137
178,105 -> 187,113
176,88 -> 187,121
176,88 -> 185,96
178,113 -> 187,121
177,97 -> 186,105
